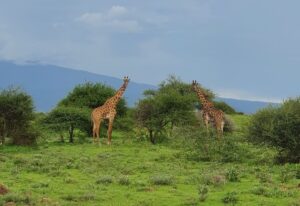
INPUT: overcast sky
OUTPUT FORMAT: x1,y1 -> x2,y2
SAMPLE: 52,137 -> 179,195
0,0 -> 299,102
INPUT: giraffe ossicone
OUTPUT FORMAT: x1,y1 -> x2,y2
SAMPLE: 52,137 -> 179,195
91,76 -> 130,145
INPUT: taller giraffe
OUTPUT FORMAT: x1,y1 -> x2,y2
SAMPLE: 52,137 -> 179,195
192,80 -> 225,138
91,76 -> 130,145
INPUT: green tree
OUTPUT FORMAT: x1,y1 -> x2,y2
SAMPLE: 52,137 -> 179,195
248,97 -> 300,163
42,106 -> 90,143
0,87 -> 37,145
134,76 -> 197,144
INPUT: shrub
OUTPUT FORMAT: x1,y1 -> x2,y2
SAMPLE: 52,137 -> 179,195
118,175 -> 130,185
95,176 -> 113,185
248,97 -> 300,163
225,168 -> 240,182
222,192 -> 238,205
150,174 -> 174,185
0,87 -> 38,145
198,185 -> 209,202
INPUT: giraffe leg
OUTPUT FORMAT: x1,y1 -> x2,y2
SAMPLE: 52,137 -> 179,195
92,120 -> 102,144
96,120 -> 102,144
216,120 -> 224,139
107,117 -> 114,145
203,114 -> 209,136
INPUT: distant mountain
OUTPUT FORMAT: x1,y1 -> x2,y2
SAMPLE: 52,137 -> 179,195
0,61 -> 279,113
215,97 -> 280,114
0,61 -> 155,111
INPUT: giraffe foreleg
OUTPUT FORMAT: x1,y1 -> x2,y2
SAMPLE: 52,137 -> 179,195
107,117 -> 115,145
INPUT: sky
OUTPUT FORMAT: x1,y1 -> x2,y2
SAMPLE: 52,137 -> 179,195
0,0 -> 299,103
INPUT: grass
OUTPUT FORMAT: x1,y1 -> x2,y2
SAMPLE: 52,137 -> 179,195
0,115 -> 299,206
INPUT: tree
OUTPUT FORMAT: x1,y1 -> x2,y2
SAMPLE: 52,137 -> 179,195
58,82 -> 126,116
248,97 -> 300,163
0,87 -> 37,145
134,76 -> 197,144
42,106 -> 90,143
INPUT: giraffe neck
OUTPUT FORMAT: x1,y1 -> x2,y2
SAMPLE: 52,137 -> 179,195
105,82 -> 128,107
195,87 -> 214,109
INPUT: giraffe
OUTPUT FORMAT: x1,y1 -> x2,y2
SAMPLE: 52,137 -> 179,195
192,80 -> 225,138
91,76 -> 130,145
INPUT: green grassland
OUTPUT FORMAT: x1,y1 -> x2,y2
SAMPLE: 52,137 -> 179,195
0,115 -> 299,206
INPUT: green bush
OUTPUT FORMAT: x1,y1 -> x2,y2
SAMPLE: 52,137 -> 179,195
198,185 -> 209,202
150,174 -> 174,185
95,175 -> 113,185
222,192 -> 238,205
0,87 -> 38,145
225,168 -> 240,182
248,97 -> 300,163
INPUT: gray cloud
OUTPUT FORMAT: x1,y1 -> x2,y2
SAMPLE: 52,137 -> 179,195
0,0 -> 299,101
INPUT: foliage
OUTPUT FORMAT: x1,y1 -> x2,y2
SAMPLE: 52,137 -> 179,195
134,76 -> 197,144
248,97 -> 300,163
0,87 -> 38,145
42,106 -> 90,143
0,138 -> 299,205
198,185 -> 209,202
222,192 -> 238,205
225,168 -> 240,182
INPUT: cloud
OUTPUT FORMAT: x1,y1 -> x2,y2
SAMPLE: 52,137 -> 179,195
216,88 -> 283,103
76,5 -> 141,33
108,5 -> 128,18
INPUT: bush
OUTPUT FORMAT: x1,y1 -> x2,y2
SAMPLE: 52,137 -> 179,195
0,87 -> 38,145
198,185 -> 209,202
248,97 -> 300,163
150,174 -> 174,185
95,176 -> 113,185
225,168 -> 240,182
118,175 -> 130,185
222,192 -> 238,205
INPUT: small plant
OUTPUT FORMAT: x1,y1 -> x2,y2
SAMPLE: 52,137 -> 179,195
226,168 -> 240,182
279,168 -> 293,183
95,175 -> 113,185
251,186 -> 269,196
256,172 -> 272,183
198,185 -> 209,202
222,191 -> 238,205
118,175 -> 130,186
150,175 -> 174,185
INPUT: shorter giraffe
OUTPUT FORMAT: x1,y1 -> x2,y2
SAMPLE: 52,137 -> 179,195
192,80 -> 225,138
91,76 -> 129,145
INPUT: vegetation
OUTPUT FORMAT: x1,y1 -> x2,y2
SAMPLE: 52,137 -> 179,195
0,78 -> 299,205
0,87 -> 38,145
248,97 -> 300,163
42,106 -> 90,143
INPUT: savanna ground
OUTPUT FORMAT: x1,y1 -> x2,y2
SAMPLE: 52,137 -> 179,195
0,115 -> 299,206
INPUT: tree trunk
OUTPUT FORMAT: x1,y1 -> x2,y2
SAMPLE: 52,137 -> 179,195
149,129 -> 156,144
69,124 -> 74,143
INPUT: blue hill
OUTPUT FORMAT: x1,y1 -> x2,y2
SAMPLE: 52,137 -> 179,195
0,61 -> 279,113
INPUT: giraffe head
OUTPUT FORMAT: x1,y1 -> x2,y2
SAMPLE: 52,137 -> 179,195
123,76 -> 130,86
